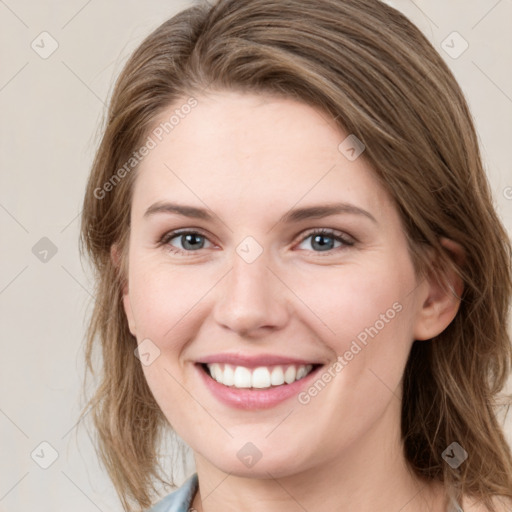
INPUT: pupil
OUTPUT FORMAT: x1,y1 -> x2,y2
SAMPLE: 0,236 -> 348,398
183,234 -> 203,250
313,234 -> 333,251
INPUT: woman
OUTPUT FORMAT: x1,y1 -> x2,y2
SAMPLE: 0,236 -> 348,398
79,0 -> 512,511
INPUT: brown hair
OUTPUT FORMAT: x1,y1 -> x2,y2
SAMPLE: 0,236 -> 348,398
79,0 -> 512,510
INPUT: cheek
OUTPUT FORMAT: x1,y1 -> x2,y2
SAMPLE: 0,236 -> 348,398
291,260 -> 418,409
293,259 -> 415,348
288,263 -> 417,444
127,261 -> 215,348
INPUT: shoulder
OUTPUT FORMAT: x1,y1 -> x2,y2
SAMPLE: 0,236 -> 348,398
146,473 -> 198,512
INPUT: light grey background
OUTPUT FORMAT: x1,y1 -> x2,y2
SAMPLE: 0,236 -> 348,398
1,1 -> 511,511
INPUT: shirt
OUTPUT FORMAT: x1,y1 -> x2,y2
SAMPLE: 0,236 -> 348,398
146,473 -> 198,512
145,473 -> 464,511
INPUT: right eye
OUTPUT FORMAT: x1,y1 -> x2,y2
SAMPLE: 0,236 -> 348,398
159,230 -> 215,255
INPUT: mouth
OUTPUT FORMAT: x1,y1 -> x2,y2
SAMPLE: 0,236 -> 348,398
199,362 -> 321,389
194,353 -> 326,409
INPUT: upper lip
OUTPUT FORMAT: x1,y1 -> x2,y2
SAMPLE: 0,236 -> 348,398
197,353 -> 323,368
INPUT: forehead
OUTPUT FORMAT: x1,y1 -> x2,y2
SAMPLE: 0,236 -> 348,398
131,90 -> 393,221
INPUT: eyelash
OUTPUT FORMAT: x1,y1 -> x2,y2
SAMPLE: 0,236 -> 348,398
157,228 -> 355,256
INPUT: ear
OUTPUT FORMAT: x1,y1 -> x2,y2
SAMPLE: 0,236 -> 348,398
111,244 -> 137,336
413,237 -> 465,341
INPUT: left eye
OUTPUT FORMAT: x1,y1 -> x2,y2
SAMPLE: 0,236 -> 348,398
296,229 -> 353,252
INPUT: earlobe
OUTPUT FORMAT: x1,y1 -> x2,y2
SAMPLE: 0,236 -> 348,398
413,237 -> 465,341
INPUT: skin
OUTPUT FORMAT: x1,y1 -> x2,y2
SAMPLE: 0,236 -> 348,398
120,90 -> 464,512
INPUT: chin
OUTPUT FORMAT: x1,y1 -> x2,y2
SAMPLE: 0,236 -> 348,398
199,444 -> 306,479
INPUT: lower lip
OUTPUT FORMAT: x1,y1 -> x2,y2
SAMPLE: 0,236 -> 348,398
196,364 -> 323,410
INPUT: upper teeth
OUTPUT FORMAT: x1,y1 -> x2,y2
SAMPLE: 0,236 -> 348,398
206,363 -> 314,389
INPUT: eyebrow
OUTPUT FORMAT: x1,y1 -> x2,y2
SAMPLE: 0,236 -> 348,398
144,202 -> 214,220
278,203 -> 377,224
144,201 -> 377,224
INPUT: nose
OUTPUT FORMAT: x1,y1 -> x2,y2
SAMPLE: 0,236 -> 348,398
212,249 -> 290,337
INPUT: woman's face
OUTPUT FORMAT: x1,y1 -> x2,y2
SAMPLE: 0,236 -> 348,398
122,90 -> 434,478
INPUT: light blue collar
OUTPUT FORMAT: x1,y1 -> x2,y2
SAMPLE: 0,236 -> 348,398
146,473 -> 198,512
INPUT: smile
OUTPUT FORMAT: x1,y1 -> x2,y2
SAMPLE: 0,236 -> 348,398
196,357 -> 324,410
203,363 -> 316,389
